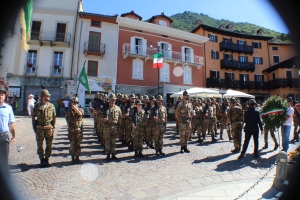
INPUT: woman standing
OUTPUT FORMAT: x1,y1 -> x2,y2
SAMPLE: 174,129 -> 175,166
27,94 -> 35,117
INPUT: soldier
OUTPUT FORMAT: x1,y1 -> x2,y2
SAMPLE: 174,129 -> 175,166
218,98 -> 232,140
124,94 -> 137,151
144,96 -> 156,149
214,98 -> 221,136
65,97 -> 83,163
32,89 -> 56,167
102,93 -> 122,161
192,99 -> 203,143
227,97 -> 244,153
202,98 -> 218,143
142,95 -> 149,110
262,125 -> 279,150
190,99 -> 200,141
131,99 -> 147,157
175,96 -> 182,132
292,102 -> 300,141
151,95 -> 167,155
175,90 -> 193,153
119,95 -> 129,145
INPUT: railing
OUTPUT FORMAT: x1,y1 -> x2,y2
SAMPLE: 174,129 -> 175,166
24,65 -> 37,75
51,65 -> 63,76
220,42 -> 253,54
221,59 -> 255,72
122,43 -> 204,65
30,30 -> 71,43
206,78 -> 268,90
84,41 -> 106,54
268,78 -> 300,89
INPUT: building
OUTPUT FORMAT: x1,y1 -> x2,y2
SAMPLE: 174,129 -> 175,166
116,12 -> 209,104
1,0 -> 82,114
73,12 -> 118,114
192,21 -> 298,102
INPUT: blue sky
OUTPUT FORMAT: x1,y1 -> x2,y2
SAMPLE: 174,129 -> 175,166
82,0 -> 289,34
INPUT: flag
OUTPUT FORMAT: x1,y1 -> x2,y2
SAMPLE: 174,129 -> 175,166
295,103 -> 300,114
78,61 -> 91,93
153,53 -> 163,68
20,0 -> 34,51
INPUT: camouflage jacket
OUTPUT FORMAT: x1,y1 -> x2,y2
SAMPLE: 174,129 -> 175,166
33,102 -> 56,126
203,105 -> 215,119
219,104 -> 230,118
104,105 -> 122,124
132,109 -> 147,127
65,108 -> 83,130
192,105 -> 203,120
175,102 -> 193,123
227,106 -> 244,123
151,105 -> 167,124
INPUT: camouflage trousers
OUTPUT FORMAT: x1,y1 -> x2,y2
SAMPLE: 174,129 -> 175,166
214,117 -> 219,134
125,119 -> 133,144
264,127 -> 278,145
231,122 -> 243,149
294,118 -> 300,138
68,129 -> 83,156
104,125 -> 118,154
152,124 -> 166,150
219,117 -> 231,138
118,119 -> 126,140
191,119 -> 201,138
179,122 -> 191,146
35,126 -> 54,159
94,112 -> 99,133
145,121 -> 154,143
99,120 -> 105,144
202,118 -> 215,138
132,126 -> 145,151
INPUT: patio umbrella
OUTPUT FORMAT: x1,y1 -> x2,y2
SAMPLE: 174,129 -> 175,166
170,87 -> 221,98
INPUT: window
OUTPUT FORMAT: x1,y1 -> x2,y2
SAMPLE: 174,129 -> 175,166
225,72 -> 235,80
181,47 -> 194,63
158,20 -> 167,27
53,52 -> 63,75
286,71 -> 292,78
237,40 -> 244,45
272,72 -> 276,80
208,34 -> 218,42
240,74 -> 249,87
272,46 -> 279,51
89,32 -> 101,52
31,21 -> 41,40
132,59 -> 143,79
183,67 -> 192,84
252,42 -> 262,49
91,20 -> 101,27
224,54 -> 233,60
56,23 -> 66,41
160,63 -> 170,82
239,56 -> 248,63
27,50 -> 37,74
130,37 -> 147,55
87,61 -> 98,76
255,75 -> 264,82
223,38 -> 232,43
210,70 -> 220,79
158,42 -> 172,59
273,56 -> 280,63
211,50 -> 219,59
253,57 -> 263,64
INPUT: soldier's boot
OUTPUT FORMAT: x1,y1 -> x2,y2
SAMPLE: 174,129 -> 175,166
122,139 -> 126,145
262,143 -> 268,149
231,147 -> 240,154
128,143 -> 133,151
44,158 -> 50,167
71,156 -> 75,163
158,149 -> 165,155
138,151 -> 144,157
76,156 -> 81,164
274,143 -> 279,150
111,153 -> 118,160
219,131 -> 224,140
212,137 -> 218,143
134,150 -> 139,157
106,153 -> 111,161
180,146 -> 184,153
184,146 -> 190,153
146,142 -> 150,149
39,158 -> 45,168
149,142 -> 155,149
156,150 -> 160,156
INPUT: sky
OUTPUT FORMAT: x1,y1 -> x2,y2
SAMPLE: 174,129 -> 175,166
82,0 -> 289,34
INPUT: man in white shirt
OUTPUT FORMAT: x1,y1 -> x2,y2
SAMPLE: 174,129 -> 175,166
63,98 -> 69,112
281,97 -> 294,152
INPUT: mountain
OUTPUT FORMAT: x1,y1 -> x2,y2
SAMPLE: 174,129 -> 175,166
170,11 -> 291,42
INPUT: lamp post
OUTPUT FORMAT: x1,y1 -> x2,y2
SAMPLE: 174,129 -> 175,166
219,89 -> 227,103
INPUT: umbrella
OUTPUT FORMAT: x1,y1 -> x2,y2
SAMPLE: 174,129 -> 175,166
170,87 -> 221,98
223,89 -> 255,98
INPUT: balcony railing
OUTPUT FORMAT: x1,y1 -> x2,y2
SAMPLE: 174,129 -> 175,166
122,43 -> 204,66
206,78 -> 268,90
30,30 -> 71,44
221,59 -> 255,72
51,65 -> 63,76
84,42 -> 106,56
268,78 -> 300,89
220,42 -> 253,54
24,65 -> 37,75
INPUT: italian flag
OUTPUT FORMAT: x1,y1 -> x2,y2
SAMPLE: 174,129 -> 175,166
153,53 -> 163,68
261,108 -> 284,117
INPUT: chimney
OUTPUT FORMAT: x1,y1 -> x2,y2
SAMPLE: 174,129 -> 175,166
194,20 -> 202,26
219,25 -> 224,30
257,28 -> 263,36
226,24 -> 233,31
161,12 -> 164,16
271,37 -> 276,42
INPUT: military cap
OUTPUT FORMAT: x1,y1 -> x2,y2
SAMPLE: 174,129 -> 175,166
120,94 -> 124,99
129,93 -> 136,98
109,93 -> 117,100
0,85 -> 7,93
178,96 -> 182,100
149,96 -> 156,101
156,95 -> 164,100
143,95 -> 149,100
192,98 -> 197,102
216,98 -> 220,102
206,98 -> 211,103
139,95 -> 143,100
123,95 -> 129,99
41,89 -> 51,97
249,99 -> 256,105
135,99 -> 143,105
103,94 -> 108,98
199,97 -> 203,101
223,98 -> 228,103
183,89 -> 189,96
230,97 -> 237,103
287,97 -> 293,102
71,97 -> 79,103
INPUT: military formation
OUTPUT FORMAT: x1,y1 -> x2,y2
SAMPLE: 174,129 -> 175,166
31,88 -> 285,167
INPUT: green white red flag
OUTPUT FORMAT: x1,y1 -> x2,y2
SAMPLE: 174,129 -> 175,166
153,53 -> 163,68
261,108 -> 284,117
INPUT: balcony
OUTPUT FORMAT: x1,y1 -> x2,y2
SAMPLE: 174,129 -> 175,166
221,59 -> 255,72
220,42 -> 253,54
24,65 -> 37,76
51,65 -> 63,77
30,30 -> 71,46
206,78 -> 268,90
122,43 -> 204,68
268,78 -> 300,89
84,42 -> 106,57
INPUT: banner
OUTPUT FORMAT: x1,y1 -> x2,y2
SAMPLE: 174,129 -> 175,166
88,78 -> 113,92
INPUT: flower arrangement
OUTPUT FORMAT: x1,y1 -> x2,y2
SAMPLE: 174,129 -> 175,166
27,62 -> 33,67
288,147 -> 300,164
54,64 -> 60,69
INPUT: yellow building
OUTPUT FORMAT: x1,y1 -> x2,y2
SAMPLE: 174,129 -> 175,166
192,21 -> 299,102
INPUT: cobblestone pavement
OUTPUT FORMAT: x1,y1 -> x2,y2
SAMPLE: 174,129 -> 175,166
8,116 -> 299,200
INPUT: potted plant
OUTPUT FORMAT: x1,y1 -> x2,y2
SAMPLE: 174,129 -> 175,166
287,147 -> 300,181
54,64 -> 59,69
27,62 -> 33,67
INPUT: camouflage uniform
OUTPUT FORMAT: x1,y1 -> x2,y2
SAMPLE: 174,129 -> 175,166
65,97 -> 83,162
202,99 -> 217,142
191,104 -> 202,141
32,89 -> 56,167
144,96 -> 156,148
262,125 -> 279,149
227,98 -> 244,152
214,99 -> 221,135
118,95 -> 129,144
218,99 -> 232,140
124,94 -> 137,150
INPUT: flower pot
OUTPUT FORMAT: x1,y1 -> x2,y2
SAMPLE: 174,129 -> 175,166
27,62 -> 33,67
54,65 -> 59,69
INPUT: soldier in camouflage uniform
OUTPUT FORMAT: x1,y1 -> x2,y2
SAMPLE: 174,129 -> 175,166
227,97 -> 244,153
118,95 -> 128,145
214,98 -> 221,136
144,96 -> 156,149
202,98 -> 218,143
191,99 -> 203,143
102,93 -> 122,161
218,98 -> 232,140
131,100 -> 147,157
175,96 -> 182,132
175,90 -> 193,153
124,94 -> 137,151
32,89 -> 56,167
151,95 -> 167,155
65,97 -> 83,163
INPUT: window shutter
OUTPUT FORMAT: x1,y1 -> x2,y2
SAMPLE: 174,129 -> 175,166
142,39 -> 147,55
245,56 -> 248,62
167,43 -> 172,59
260,57 -> 263,64
229,38 -> 232,43
230,55 -> 233,60
216,51 -> 219,59
259,42 -> 262,49
190,48 -> 194,63
181,46 -> 185,61
217,71 -> 220,78
211,50 -> 214,59
262,75 -> 264,82
252,42 -> 254,47
130,37 -> 135,54
215,36 -> 218,42
253,57 -> 255,63
244,41 -> 247,46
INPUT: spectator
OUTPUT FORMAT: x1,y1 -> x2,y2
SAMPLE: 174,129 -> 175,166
55,98 -> 61,117
11,95 -> 17,114
63,98 -> 69,112
281,97 -> 294,152
27,94 -> 35,117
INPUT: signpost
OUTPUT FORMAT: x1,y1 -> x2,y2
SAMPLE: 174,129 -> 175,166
219,89 -> 227,102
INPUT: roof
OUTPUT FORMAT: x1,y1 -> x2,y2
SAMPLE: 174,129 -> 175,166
79,12 -> 117,18
191,24 -> 274,41
268,42 -> 295,45
262,55 -> 299,73
146,12 -> 173,23
121,11 -> 142,20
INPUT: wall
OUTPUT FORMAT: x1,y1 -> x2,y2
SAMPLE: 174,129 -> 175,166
268,44 -> 298,65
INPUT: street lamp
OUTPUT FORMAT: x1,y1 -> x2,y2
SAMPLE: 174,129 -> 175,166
149,41 -> 170,95
219,89 -> 227,103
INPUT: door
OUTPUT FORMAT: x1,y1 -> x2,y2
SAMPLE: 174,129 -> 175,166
286,71 -> 292,86
56,23 -> 66,41
31,21 -> 41,40
89,32 -> 101,52
225,72 -> 234,88
240,74 -> 249,88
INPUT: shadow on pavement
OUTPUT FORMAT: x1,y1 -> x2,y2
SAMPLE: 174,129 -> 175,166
9,163 -> 41,173
260,186 -> 279,199
192,153 -> 233,164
